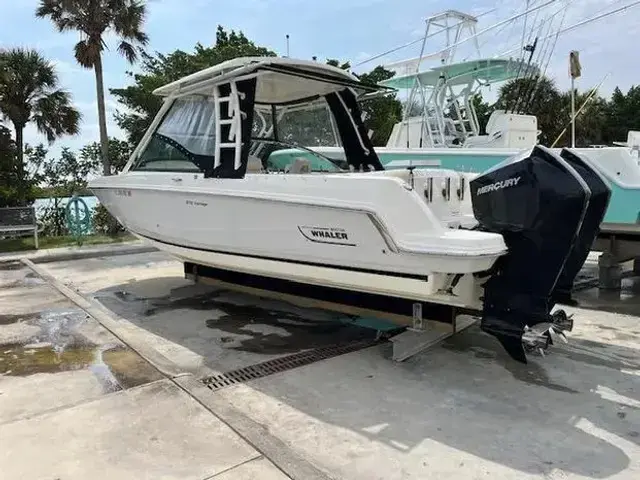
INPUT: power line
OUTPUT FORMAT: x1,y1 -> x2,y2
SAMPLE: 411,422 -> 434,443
362,0 -> 558,72
496,0 -> 640,58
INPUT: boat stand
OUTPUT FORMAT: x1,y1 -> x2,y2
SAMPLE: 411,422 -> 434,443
390,303 -> 477,362
593,223 -> 640,290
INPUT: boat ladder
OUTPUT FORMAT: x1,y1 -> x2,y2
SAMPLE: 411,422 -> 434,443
213,81 -> 246,171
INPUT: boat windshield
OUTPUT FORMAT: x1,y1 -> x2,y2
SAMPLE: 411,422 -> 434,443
131,95 -> 344,173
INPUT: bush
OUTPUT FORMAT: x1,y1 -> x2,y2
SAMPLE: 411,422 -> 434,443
39,200 -> 67,236
92,203 -> 125,236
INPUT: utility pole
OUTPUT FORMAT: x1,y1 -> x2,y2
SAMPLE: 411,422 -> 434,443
569,50 -> 582,148
285,34 -> 290,57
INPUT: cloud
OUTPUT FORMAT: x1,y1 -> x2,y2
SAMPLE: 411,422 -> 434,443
50,59 -> 90,77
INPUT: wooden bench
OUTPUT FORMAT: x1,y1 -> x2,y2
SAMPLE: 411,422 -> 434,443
0,206 -> 39,249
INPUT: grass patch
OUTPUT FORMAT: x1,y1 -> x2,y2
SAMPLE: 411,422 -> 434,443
0,233 -> 136,253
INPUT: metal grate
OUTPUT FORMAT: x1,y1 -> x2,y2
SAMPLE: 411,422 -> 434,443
201,338 -> 380,391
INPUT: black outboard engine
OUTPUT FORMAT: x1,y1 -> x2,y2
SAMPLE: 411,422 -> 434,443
470,145 -> 599,363
551,148 -> 611,306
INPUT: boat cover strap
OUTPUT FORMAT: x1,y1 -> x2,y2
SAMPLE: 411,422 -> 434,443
325,89 -> 384,172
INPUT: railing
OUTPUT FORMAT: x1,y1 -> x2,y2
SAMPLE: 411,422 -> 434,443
0,206 -> 39,249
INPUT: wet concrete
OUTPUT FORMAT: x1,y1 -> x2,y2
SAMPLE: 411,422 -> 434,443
0,264 -> 162,394
1,342 -> 96,377
101,345 -> 164,390
0,255 -> 293,480
0,341 -> 160,392
130,288 -> 375,355
24,251 -> 640,479
203,300 -> 375,354
442,326 -> 580,393
573,275 -> 640,317
0,261 -> 24,271
0,313 -> 39,325
83,266 -> 381,374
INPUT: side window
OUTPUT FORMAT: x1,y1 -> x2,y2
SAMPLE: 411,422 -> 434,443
131,96 -> 216,173
133,136 -> 201,172
277,102 -> 341,148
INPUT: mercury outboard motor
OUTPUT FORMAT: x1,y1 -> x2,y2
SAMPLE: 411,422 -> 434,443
470,145 -> 598,363
551,148 -> 611,306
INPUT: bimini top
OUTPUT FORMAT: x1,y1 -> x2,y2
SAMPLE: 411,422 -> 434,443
153,56 -> 393,105
380,58 -> 536,90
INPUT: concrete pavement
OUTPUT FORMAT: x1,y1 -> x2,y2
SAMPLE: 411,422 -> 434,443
1,248 -> 639,479
0,259 -> 290,480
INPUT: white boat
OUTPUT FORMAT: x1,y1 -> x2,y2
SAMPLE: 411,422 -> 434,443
89,56 -> 610,363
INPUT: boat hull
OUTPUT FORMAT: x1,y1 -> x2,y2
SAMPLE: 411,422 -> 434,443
281,146 -> 640,225
90,171 -> 506,307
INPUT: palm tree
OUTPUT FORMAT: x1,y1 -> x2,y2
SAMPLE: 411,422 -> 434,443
36,0 -> 149,176
0,48 -> 81,193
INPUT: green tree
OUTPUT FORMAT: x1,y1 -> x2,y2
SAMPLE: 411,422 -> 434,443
1,142 -> 47,208
38,146 -> 94,235
603,85 -> 640,144
79,137 -> 133,174
356,66 -> 403,146
493,76 -> 563,145
111,26 -> 275,145
472,93 -> 492,135
36,0 -> 149,176
551,90 -> 609,147
326,58 -> 351,70
0,47 -> 80,204
0,124 -> 19,207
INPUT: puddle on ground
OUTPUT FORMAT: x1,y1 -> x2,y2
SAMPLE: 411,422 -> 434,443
111,287 -> 357,323
101,346 -> 163,389
0,306 -> 162,391
573,276 -> 640,317
0,342 -> 161,392
1,269 -> 45,289
110,289 -> 226,316
205,301 -> 375,354
105,287 -> 378,355
0,261 -> 23,271
558,338 -> 640,370
23,272 -> 45,285
0,342 -> 96,377
0,313 -> 40,325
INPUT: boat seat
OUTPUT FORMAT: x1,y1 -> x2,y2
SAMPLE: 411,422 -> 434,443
246,155 -> 264,173
286,158 -> 311,174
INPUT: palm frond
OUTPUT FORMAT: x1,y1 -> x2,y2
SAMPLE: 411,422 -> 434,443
31,89 -> 81,143
117,41 -> 138,64
36,0 -> 86,33
0,48 -> 61,128
38,0 -> 149,66
73,39 -> 102,68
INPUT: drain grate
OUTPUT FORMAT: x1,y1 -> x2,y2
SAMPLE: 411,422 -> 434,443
201,338 -> 381,391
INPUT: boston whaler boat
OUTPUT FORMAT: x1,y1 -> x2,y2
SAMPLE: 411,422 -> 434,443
89,56 -> 611,363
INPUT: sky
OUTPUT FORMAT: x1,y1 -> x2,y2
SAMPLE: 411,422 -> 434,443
0,0 -> 639,158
